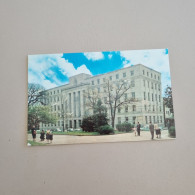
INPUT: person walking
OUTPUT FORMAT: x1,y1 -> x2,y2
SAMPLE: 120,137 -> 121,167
40,130 -> 45,141
31,125 -> 36,141
136,122 -> 141,136
49,131 -> 53,144
46,130 -> 50,143
149,122 -> 154,140
154,123 -> 161,138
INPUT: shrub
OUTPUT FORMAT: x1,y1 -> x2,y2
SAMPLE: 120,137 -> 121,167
116,123 -> 132,132
97,125 -> 114,135
93,113 -> 108,130
80,116 -> 95,132
169,126 -> 176,137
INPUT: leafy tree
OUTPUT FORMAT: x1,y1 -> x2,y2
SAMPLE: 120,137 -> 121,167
164,86 -> 174,113
28,105 -> 58,130
93,99 -> 107,115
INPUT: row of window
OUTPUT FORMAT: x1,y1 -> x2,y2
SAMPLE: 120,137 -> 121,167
143,80 -> 161,91
91,71 -> 135,85
144,92 -> 161,102
49,89 -> 61,96
117,115 -> 163,124
143,69 -> 160,80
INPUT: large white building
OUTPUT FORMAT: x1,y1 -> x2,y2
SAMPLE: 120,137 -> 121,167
40,64 -> 164,130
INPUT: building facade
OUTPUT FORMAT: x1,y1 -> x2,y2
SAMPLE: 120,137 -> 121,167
40,64 -> 164,130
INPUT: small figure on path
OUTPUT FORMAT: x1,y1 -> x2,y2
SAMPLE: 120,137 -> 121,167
46,130 -> 50,143
154,124 -> 161,138
133,126 -> 137,136
49,131 -> 53,144
136,122 -> 141,136
149,122 -> 154,140
40,130 -> 45,141
31,125 -> 36,141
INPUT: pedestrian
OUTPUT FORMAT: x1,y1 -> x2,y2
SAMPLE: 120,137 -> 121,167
31,125 -> 36,141
49,131 -> 53,144
46,130 -> 50,143
154,123 -> 161,138
40,130 -> 45,141
149,122 -> 154,140
134,126 -> 137,136
136,122 -> 141,136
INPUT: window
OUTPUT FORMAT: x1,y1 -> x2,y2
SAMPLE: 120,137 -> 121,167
144,105 -> 147,111
160,116 -> 162,123
54,105 -> 56,111
133,105 -> 136,111
116,74 -> 119,79
54,91 -> 55,94
58,96 -> 60,101
130,70 -> 134,76
148,81 -> 149,88
132,92 -> 135,98
159,95 -> 161,102
147,72 -> 149,76
148,92 -> 150,101
160,106 -> 162,112
131,80 -> 135,87
124,93 -> 128,100
153,116 -> 155,123
149,116 -> 152,123
118,117 -> 121,124
155,94 -> 157,101
145,116 -> 148,124
151,73 -> 153,78
97,79 -> 100,84
58,121 -> 60,126
158,84 -> 161,91
144,92 -> 146,100
152,93 -> 154,101
151,82 -> 153,89
125,117 -> 128,122
109,76 -> 112,81
143,80 -> 145,87
153,105 -> 155,111
58,105 -> 60,111
157,116 -> 159,123
104,97 -> 107,103
125,106 -> 128,113
50,92 -> 52,95
51,106 -> 53,112
154,75 -> 156,79
92,81 -> 94,85
123,72 -> 126,77
118,107 -> 121,113
155,83 -> 157,90
143,70 -> 145,75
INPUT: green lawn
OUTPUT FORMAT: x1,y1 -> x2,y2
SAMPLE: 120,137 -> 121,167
27,140 -> 47,146
28,130 -> 133,136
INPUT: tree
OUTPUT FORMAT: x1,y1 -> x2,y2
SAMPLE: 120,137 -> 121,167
28,105 -> 58,130
103,79 -> 138,128
164,86 -> 174,113
93,99 -> 107,115
28,83 -> 46,107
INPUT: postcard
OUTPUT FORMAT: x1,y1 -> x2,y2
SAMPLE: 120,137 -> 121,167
27,49 -> 175,146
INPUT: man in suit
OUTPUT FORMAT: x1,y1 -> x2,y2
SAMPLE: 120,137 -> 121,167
137,122 -> 141,136
149,122 -> 154,140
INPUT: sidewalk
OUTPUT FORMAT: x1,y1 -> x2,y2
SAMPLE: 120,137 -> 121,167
27,130 -> 175,146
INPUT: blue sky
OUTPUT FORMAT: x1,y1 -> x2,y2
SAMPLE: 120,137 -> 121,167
28,48 -> 171,95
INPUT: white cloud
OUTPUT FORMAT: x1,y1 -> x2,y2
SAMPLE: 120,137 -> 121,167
108,54 -> 113,59
28,53 -> 92,89
84,52 -> 104,61
120,49 -> 171,94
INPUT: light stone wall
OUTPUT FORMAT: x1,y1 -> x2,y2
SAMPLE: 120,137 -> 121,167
40,64 -> 164,130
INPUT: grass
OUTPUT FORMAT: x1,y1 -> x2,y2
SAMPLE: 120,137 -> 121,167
27,140 -> 47,146
27,130 -> 133,136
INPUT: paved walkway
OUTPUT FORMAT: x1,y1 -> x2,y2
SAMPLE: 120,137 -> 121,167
28,130 -> 175,146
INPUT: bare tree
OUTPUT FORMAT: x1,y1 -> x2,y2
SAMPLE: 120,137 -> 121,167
83,87 -> 101,113
103,79 -> 138,128
28,83 -> 46,107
